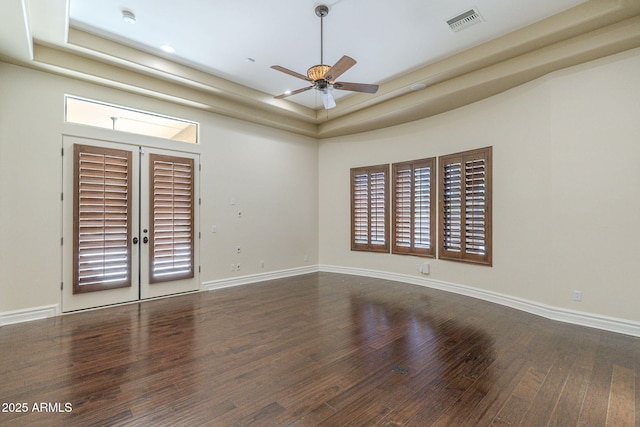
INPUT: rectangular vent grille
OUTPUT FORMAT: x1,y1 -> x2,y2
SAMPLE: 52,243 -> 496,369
447,8 -> 483,32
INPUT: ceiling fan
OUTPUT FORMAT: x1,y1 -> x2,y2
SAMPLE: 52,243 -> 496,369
271,4 -> 379,109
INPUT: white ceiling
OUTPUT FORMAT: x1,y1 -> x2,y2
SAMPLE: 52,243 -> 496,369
65,0 -> 588,109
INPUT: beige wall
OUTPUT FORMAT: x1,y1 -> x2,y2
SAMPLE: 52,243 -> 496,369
0,62 -> 319,313
2,47 -> 639,325
319,49 -> 640,323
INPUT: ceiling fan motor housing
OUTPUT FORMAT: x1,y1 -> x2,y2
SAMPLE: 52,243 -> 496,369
307,64 -> 330,81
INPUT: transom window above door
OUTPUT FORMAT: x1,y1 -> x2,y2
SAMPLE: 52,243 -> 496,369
65,95 -> 199,143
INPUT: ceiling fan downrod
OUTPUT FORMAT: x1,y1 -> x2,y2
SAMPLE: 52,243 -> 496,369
315,5 -> 329,65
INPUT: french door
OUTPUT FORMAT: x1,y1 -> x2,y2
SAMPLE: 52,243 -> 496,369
62,136 -> 200,312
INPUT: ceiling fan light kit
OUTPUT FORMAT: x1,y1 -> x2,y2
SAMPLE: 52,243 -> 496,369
271,4 -> 379,109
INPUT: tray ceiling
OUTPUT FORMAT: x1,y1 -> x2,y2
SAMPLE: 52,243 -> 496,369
2,0 -> 640,138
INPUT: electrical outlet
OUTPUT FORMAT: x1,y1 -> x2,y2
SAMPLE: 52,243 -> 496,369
422,263 -> 430,274
573,290 -> 582,302
230,263 -> 237,272
416,263 -> 430,274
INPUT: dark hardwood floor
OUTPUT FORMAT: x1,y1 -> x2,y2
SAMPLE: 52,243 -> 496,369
1,272 -> 638,426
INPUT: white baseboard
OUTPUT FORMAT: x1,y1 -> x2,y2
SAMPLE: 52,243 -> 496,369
319,265 -> 640,338
0,304 -> 60,327
4,267 -> 638,338
1,267 -> 319,327
203,265 -> 319,291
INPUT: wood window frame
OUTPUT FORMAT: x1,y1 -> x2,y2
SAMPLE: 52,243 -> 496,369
438,146 -> 492,266
351,164 -> 390,253
149,154 -> 195,284
392,158 -> 436,257
73,144 -> 132,294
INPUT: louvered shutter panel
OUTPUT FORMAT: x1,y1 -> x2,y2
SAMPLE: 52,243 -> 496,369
150,154 -> 195,283
392,158 -> 434,256
414,163 -> 433,252
442,161 -> 463,254
73,145 -> 132,293
393,167 -> 412,249
465,158 -> 486,255
351,165 -> 389,252
370,170 -> 387,246
353,172 -> 370,245
439,147 -> 492,265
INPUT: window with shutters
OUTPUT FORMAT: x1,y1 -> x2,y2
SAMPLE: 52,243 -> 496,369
149,154 -> 195,283
392,158 -> 435,257
73,144 -> 132,293
439,146 -> 492,265
351,164 -> 389,253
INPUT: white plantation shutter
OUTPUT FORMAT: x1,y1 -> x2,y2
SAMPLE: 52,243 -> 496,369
392,158 -> 435,257
439,147 -> 492,265
351,165 -> 389,252
73,145 -> 132,293
150,154 -> 195,283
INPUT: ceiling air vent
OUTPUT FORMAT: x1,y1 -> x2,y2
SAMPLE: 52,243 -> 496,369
447,7 -> 483,32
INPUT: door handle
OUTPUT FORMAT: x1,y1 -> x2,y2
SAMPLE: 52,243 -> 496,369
133,237 -> 139,244
143,237 -> 149,244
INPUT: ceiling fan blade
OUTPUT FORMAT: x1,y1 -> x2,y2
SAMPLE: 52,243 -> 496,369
321,89 -> 336,109
333,82 -> 379,94
271,65 -> 312,82
324,55 -> 356,82
274,86 -> 314,99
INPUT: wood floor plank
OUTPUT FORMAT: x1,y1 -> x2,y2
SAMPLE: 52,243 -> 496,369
492,365 -> 548,425
430,356 -> 528,427
462,319 -> 540,426
548,366 -> 592,426
1,272 -> 639,426
547,327 -> 600,426
402,339 -> 498,426
468,359 -> 530,426
605,364 -> 635,427
577,345 -> 617,426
